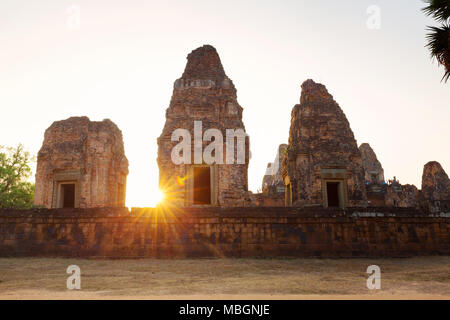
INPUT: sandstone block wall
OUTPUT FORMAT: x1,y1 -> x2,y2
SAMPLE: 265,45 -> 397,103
0,207 -> 448,258
384,184 -> 421,208
249,193 -> 285,207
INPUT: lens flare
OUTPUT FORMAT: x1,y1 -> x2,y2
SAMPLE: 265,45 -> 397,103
155,189 -> 165,205
176,176 -> 187,187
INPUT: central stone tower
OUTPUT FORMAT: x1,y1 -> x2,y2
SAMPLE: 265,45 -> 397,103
157,45 -> 249,207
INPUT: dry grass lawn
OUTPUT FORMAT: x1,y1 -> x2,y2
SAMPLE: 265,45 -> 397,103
0,257 -> 449,299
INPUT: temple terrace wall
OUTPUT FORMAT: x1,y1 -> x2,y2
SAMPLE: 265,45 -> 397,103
0,207 -> 448,258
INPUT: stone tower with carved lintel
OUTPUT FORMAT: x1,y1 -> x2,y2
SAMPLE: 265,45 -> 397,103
157,45 -> 250,207
282,80 -> 367,208
34,117 -> 128,208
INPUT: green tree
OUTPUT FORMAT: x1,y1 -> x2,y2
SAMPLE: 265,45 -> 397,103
423,0 -> 450,82
0,144 -> 35,208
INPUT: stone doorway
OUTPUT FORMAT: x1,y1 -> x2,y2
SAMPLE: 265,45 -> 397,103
193,167 -> 211,205
51,171 -> 81,208
326,182 -> 340,207
60,183 -> 75,208
320,168 -> 349,209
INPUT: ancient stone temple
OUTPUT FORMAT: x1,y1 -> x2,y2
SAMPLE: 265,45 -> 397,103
249,144 -> 288,207
262,144 -> 287,194
421,161 -> 450,212
359,143 -> 384,184
359,143 -> 388,206
34,117 -> 129,208
383,182 -> 420,208
282,80 -> 367,208
157,45 -> 250,207
262,163 -> 275,191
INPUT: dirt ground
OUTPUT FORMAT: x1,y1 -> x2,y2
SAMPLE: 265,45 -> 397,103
0,257 -> 449,300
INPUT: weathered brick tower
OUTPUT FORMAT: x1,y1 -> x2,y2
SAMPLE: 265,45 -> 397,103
359,143 -> 385,184
421,161 -> 450,212
157,45 -> 250,207
34,117 -> 128,208
282,80 -> 367,208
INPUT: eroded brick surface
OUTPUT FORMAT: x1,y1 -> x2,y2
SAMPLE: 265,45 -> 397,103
422,161 -> 450,212
34,117 -> 128,208
0,207 -> 448,258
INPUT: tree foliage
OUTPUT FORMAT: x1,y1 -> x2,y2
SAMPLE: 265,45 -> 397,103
423,0 -> 450,21
423,0 -> 450,82
0,144 -> 35,208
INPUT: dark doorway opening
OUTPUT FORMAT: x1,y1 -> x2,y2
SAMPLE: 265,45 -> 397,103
326,182 -> 340,207
62,184 -> 75,208
193,167 -> 211,205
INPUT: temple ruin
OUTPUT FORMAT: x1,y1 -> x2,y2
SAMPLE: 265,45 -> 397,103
360,142 -> 391,206
12,45 -> 448,261
421,161 -> 450,212
251,144 -> 287,207
360,143 -> 385,184
30,47 -> 449,213
354,145 -> 449,210
157,45 -> 250,206
261,144 -> 287,194
383,183 -> 420,208
34,117 -> 128,208
282,80 -> 367,208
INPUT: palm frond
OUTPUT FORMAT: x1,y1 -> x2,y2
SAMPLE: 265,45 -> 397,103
422,0 -> 450,22
425,23 -> 450,82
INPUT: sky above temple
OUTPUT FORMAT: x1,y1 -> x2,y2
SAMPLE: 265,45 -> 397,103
1,0 -> 449,207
